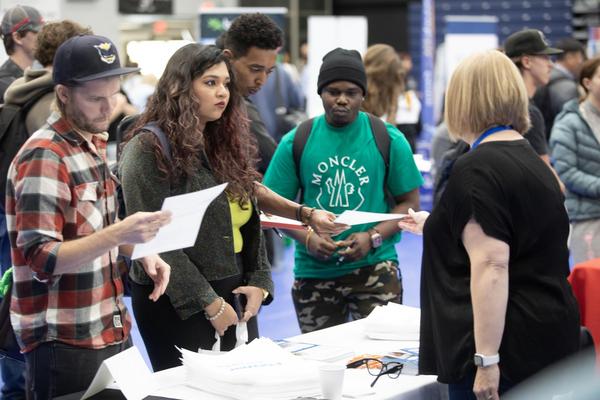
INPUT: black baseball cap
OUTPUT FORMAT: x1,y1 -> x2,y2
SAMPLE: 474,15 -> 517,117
504,29 -> 563,58
53,35 -> 139,86
1,5 -> 43,37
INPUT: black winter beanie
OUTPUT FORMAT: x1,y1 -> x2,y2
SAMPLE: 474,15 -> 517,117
317,48 -> 367,95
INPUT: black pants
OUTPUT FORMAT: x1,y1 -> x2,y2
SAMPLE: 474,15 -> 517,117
24,339 -> 131,399
131,256 -> 259,372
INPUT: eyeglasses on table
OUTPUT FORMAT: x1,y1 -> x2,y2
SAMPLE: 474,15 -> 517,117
346,357 -> 404,387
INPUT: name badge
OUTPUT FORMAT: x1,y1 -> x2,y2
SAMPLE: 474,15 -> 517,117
113,315 -> 123,328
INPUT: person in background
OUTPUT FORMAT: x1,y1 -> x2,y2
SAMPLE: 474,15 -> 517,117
362,44 -> 404,125
400,50 -> 580,400
504,29 -> 565,191
534,37 -> 587,139
219,14 -> 303,268
394,51 -> 422,152
219,13 -> 280,175
3,20 -> 92,134
398,51 -> 417,91
264,48 -> 422,333
0,5 -> 43,103
249,62 -> 305,142
5,34 -> 171,398
550,56 -> 600,264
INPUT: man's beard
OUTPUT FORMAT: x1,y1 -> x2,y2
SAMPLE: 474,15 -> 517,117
66,99 -> 109,134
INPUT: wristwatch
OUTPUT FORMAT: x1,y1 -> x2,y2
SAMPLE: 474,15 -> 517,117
474,353 -> 500,367
368,228 -> 383,248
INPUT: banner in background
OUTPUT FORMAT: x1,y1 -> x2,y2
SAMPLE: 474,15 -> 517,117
198,7 -> 287,44
417,0 -> 435,211
589,27 -> 600,57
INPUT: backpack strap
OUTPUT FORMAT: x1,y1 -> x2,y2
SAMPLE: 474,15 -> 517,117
142,122 -> 172,162
291,113 -> 394,206
366,113 -> 390,180
292,117 -> 314,202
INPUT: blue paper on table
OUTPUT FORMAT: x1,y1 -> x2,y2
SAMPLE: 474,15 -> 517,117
385,347 -> 419,375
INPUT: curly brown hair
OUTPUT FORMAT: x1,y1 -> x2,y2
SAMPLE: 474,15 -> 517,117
127,44 -> 260,203
362,44 -> 405,123
35,20 -> 92,67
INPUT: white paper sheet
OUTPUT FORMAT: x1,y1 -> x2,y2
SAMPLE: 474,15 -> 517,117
259,214 -> 305,230
82,346 -> 154,400
334,210 -> 407,226
131,183 -> 227,259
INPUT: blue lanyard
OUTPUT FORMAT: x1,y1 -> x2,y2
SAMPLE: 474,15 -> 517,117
470,125 -> 513,151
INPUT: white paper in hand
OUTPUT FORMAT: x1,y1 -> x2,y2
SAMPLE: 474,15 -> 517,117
334,210 -> 407,226
131,183 -> 227,259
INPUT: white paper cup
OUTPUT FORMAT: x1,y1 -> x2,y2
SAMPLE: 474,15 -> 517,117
319,363 -> 346,400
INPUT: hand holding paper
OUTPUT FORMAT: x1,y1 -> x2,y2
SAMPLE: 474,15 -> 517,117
310,209 -> 349,235
116,210 -> 172,244
397,208 -> 430,235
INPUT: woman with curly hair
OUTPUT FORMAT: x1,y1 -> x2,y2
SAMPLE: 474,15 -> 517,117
119,44 -> 272,371
362,44 -> 405,124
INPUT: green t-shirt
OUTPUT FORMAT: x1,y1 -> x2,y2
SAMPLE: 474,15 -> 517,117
263,112 -> 423,279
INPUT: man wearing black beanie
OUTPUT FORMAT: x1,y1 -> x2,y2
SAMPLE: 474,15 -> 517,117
264,47 -> 423,333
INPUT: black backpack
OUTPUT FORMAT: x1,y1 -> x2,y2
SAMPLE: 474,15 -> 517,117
532,74 -> 571,140
292,113 -> 394,206
0,87 -> 54,204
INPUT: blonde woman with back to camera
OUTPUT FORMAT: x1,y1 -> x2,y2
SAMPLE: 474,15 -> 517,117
399,50 -> 580,400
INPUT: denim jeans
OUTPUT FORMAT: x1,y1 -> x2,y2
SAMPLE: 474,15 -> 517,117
24,339 -> 131,399
0,357 -> 25,400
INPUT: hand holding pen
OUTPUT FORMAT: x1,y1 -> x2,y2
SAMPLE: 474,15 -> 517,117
336,239 -> 357,265
336,231 -> 372,265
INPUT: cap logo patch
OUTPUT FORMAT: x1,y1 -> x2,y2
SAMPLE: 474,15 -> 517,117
94,42 -> 116,64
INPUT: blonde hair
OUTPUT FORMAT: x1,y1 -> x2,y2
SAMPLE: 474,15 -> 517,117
444,50 -> 530,142
362,44 -> 404,123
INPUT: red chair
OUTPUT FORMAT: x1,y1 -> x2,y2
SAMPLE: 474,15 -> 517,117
568,258 -> 600,367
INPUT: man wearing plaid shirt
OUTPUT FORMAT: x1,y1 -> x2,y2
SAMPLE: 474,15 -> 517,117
5,35 -> 171,398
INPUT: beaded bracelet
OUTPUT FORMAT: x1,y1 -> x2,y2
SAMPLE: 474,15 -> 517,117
205,297 -> 225,321
295,205 -> 305,222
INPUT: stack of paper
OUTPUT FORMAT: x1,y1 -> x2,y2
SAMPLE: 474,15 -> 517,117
364,303 -> 421,341
180,338 -> 321,400
275,339 -> 355,363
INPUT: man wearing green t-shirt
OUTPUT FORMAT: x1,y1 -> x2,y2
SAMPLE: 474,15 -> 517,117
263,48 -> 423,333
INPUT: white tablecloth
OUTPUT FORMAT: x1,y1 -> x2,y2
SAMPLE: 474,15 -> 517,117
148,318 -> 446,400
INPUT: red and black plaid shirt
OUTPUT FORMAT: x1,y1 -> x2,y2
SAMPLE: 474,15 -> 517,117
5,112 -> 131,353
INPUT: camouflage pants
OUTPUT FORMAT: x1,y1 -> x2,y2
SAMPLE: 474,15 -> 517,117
292,261 -> 402,333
